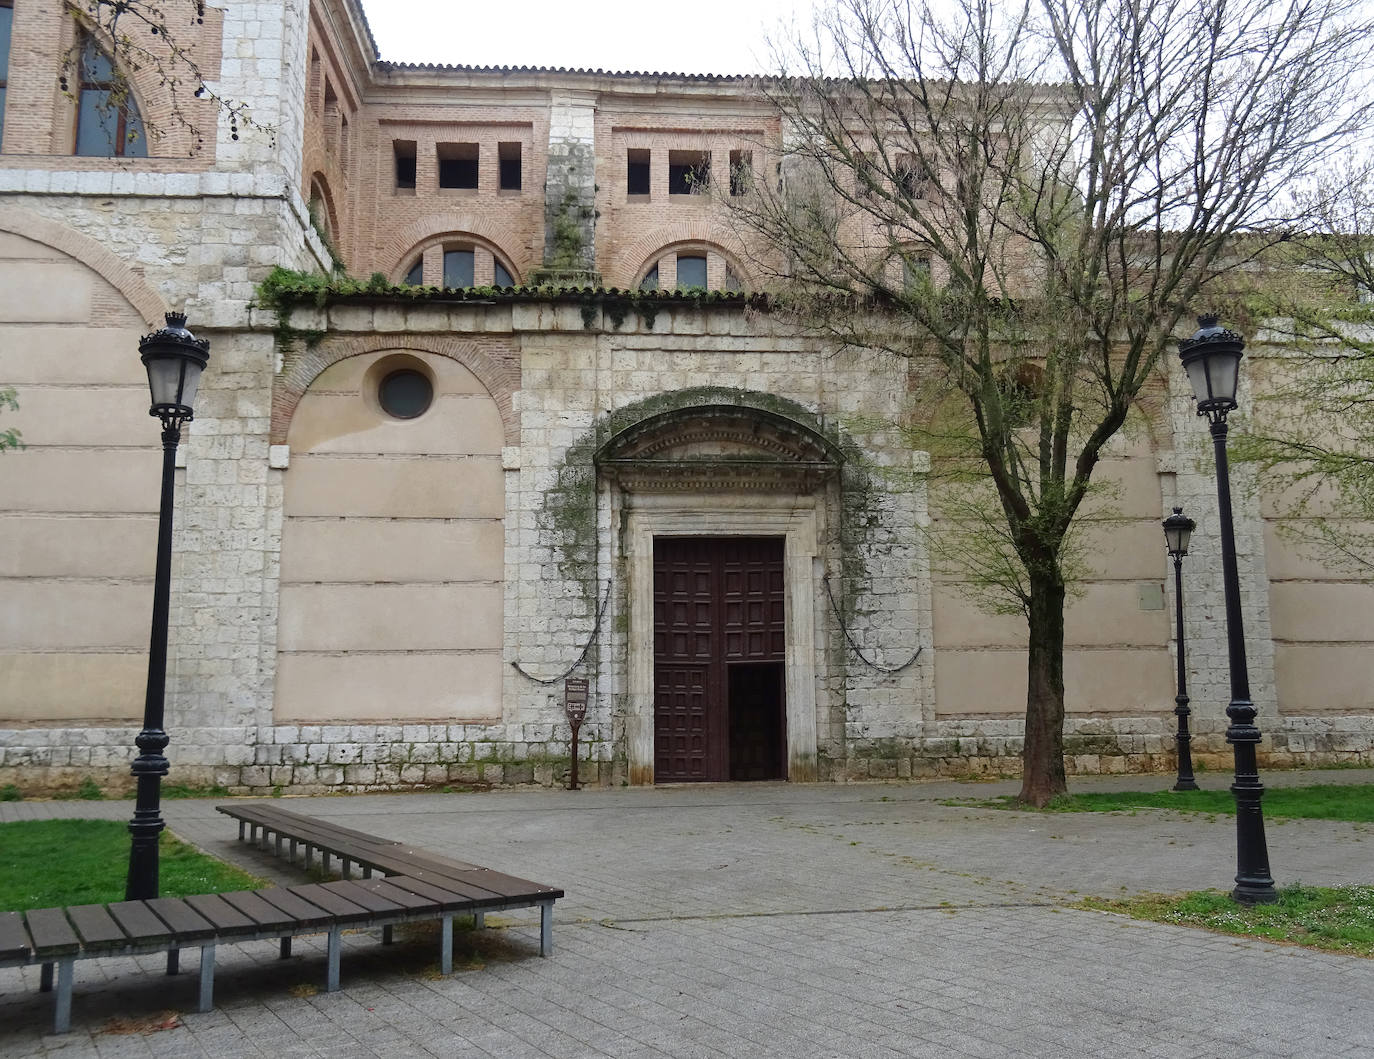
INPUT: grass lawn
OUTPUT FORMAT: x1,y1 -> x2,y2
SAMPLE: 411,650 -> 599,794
1082,884 -> 1374,958
945,782 -> 1374,822
0,819 -> 263,911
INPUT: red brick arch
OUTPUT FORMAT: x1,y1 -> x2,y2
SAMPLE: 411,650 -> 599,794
380,214 -> 527,280
271,334 -> 520,445
0,206 -> 167,325
609,222 -> 754,288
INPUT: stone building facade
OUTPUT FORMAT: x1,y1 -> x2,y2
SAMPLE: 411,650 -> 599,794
0,0 -> 1370,794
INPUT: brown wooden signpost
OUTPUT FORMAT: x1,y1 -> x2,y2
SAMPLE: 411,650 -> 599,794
564,677 -> 588,791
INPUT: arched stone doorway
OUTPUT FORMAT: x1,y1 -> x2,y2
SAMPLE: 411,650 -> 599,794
596,404 -> 843,784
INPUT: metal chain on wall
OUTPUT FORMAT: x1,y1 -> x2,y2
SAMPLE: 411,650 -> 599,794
822,575 -> 923,675
510,581 -> 613,685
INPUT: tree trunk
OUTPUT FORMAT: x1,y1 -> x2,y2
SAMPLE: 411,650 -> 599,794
1018,569 -> 1068,806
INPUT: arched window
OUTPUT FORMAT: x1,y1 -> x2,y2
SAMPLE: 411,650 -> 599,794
634,244 -> 751,293
398,238 -> 519,289
74,33 -> 147,157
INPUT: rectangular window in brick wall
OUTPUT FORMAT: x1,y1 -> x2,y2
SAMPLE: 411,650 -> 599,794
729,150 -> 752,196
627,149 -> 650,196
669,150 -> 709,195
437,142 -> 479,189
394,140 -> 417,191
444,248 -> 475,288
498,141 -> 522,191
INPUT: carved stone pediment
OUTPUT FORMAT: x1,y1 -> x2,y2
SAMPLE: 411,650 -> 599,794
596,405 -> 842,493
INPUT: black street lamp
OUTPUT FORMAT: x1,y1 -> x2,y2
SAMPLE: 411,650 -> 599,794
1177,315 -> 1277,904
1163,506 -> 1198,792
127,312 -> 209,901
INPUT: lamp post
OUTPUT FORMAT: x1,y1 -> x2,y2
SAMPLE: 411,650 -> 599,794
1163,507 -> 1198,792
126,312 -> 209,901
1176,315 -> 1277,904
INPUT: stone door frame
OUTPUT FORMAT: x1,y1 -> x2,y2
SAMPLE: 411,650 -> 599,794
624,494 -> 821,784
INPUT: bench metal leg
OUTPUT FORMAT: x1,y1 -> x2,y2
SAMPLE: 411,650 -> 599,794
280,935 -> 292,959
362,866 -> 372,879
381,925 -> 393,946
305,844 -> 314,871
53,959 -> 73,1034
40,962 -> 53,992
197,945 -> 216,1013
341,857 -> 351,880
275,834 -> 284,857
325,927 -> 341,992
539,900 -> 553,957
289,837 -> 298,863
473,911 -> 485,930
166,948 -> 180,975
441,914 -> 453,975
237,820 -> 245,841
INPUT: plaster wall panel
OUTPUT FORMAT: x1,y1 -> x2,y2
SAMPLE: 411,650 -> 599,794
0,264 -> 92,322
282,455 -> 505,518
1261,522 -> 1368,580
279,519 -> 503,583
2,450 -> 161,513
0,654 -> 146,722
935,647 -> 1172,715
278,583 -> 502,652
285,393 -> 503,454
0,582 -> 151,650
274,653 -> 503,722
0,516 -> 155,578
0,326 -> 148,385
1275,644 -> 1374,712
1075,522 -> 1172,580
1269,582 -> 1374,643
3,387 -> 154,446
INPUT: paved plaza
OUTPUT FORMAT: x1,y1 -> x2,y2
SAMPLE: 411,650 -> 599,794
2,770 -> 1371,1058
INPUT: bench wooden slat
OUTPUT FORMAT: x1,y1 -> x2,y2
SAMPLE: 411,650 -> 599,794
184,893 -> 257,935
384,866 -> 518,907
65,904 -> 128,949
355,877 -> 443,912
106,901 -> 175,945
252,887 -> 340,929
284,884 -> 372,924
448,869 -> 565,901
377,874 -> 483,912
219,889 -> 301,932
25,908 -> 79,957
146,899 -> 216,943
0,910 -> 32,961
319,880 -> 410,916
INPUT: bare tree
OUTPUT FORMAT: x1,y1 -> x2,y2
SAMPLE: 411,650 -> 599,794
732,0 -> 1374,804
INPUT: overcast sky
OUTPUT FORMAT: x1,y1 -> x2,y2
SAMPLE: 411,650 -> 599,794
361,0 -> 817,75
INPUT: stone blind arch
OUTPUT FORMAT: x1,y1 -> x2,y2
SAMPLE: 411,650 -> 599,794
271,334 -> 519,446
0,207 -> 167,325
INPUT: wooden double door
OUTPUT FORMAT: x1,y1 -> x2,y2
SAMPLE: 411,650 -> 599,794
653,537 -> 787,782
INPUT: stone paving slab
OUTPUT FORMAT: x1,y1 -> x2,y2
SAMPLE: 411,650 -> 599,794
2,770 -> 1371,1057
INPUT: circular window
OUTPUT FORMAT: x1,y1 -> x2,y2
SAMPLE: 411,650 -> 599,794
378,369 -> 433,419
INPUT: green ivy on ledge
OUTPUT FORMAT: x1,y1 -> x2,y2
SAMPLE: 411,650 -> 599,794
252,267 -> 763,353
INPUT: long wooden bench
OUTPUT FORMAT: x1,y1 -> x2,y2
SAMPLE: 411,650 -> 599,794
2,807 -> 563,1034
214,803 -> 559,935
